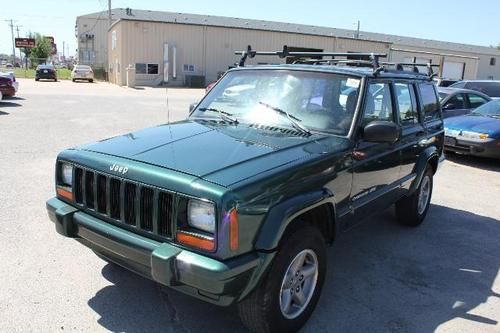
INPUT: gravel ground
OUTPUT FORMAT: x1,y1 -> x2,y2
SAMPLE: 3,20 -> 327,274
0,79 -> 499,333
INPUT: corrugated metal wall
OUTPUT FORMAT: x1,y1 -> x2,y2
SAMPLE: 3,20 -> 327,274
107,19 -> 489,86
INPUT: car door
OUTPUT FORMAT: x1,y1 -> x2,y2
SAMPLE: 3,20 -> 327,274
350,80 -> 401,222
442,93 -> 469,118
394,82 -> 427,189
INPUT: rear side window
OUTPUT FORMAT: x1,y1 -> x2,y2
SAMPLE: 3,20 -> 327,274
467,82 -> 500,98
467,94 -> 489,108
394,83 -> 418,125
417,83 -> 440,121
361,82 -> 393,125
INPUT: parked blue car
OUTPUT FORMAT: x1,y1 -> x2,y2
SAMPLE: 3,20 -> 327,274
444,100 -> 500,158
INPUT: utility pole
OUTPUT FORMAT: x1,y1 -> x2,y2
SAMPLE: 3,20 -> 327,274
108,0 -> 112,27
5,19 -> 17,65
355,20 -> 360,39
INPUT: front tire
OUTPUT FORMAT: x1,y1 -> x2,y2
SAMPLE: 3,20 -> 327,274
396,166 -> 433,226
238,225 -> 326,333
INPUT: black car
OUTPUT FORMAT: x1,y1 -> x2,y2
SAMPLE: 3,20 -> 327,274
35,64 -> 57,81
438,87 -> 491,118
47,48 -> 444,333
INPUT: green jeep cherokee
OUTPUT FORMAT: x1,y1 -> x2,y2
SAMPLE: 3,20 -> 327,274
47,49 -> 444,333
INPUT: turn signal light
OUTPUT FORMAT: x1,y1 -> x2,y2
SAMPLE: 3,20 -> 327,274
229,209 -> 239,251
56,187 -> 73,201
479,133 -> 489,140
177,232 -> 215,252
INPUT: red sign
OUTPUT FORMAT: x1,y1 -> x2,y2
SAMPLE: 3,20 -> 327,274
15,38 -> 35,48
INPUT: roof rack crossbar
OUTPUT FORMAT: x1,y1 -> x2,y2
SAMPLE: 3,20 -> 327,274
235,45 -> 440,79
236,45 -> 387,67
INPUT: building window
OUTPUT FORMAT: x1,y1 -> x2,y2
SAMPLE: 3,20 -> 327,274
488,76 -> 494,80
136,63 -> 159,74
183,64 -> 195,72
491,57 -> 496,66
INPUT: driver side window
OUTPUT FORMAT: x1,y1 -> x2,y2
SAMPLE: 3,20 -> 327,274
362,82 -> 394,126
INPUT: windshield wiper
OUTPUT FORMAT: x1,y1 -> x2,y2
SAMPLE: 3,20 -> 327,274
258,101 -> 311,136
198,108 -> 239,124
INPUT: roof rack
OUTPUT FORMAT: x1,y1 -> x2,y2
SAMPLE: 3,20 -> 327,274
235,45 -> 440,78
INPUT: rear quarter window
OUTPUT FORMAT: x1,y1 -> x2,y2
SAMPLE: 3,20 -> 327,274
417,83 -> 440,121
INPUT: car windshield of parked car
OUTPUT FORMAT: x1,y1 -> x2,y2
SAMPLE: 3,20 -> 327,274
37,65 -> 54,70
470,100 -> 500,118
192,70 -> 361,135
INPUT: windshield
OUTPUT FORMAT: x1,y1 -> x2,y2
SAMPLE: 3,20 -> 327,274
471,100 -> 500,118
192,70 -> 361,135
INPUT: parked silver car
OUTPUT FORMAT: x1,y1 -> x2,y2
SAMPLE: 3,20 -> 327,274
71,65 -> 94,83
438,87 -> 491,118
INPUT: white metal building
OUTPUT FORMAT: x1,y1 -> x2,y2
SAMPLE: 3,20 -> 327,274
75,8 -> 500,86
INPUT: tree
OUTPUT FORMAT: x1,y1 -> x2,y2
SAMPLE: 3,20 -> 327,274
497,44 -> 500,51
28,33 -> 51,68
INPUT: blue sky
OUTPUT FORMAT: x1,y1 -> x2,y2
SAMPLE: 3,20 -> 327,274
1,0 -> 498,57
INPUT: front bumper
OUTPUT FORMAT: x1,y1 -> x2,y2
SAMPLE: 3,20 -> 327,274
47,197 -> 271,306
444,136 -> 500,159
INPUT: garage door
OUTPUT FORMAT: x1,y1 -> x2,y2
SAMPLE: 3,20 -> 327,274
442,61 -> 464,80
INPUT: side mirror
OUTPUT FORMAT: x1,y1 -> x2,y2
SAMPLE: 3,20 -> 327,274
443,103 -> 456,110
189,102 -> 198,113
363,121 -> 400,143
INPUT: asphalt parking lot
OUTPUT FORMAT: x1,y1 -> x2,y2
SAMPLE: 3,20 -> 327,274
0,79 -> 499,333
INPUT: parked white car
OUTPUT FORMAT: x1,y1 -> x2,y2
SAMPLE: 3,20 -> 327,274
71,65 -> 94,82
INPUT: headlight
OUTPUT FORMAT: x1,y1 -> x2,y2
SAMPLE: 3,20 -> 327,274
61,163 -> 73,186
188,200 -> 215,233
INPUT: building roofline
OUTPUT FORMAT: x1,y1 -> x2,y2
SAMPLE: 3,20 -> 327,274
77,8 -> 500,57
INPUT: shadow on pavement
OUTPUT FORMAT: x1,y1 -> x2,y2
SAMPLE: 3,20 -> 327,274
0,111 -> 9,116
87,205 -> 500,332
4,96 -> 25,100
445,152 -> 500,172
0,102 -> 22,108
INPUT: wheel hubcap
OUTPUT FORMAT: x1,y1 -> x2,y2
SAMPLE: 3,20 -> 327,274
279,249 -> 319,319
418,175 -> 431,215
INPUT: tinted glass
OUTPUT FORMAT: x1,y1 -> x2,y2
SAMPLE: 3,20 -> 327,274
194,70 -> 361,135
446,94 -> 465,109
147,64 -> 159,74
395,83 -> 418,124
362,82 -> 393,125
418,83 -> 440,121
467,82 -> 500,98
467,94 -> 489,108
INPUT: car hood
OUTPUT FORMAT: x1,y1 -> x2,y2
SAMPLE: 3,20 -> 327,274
444,115 -> 500,137
78,120 -> 351,187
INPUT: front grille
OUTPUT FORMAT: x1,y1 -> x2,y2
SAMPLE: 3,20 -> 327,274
73,166 -> 174,238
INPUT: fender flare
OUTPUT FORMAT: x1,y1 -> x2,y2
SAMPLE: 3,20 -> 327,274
254,189 -> 336,251
409,146 -> 440,194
